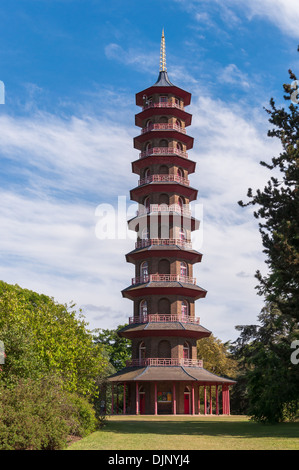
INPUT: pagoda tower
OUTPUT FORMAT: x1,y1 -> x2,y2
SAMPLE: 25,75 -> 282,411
108,31 -> 235,415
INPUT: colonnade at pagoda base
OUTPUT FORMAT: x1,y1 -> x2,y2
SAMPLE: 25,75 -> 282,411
109,381 -> 232,416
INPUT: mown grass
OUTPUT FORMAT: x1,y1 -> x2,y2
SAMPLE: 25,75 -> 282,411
67,415 -> 299,450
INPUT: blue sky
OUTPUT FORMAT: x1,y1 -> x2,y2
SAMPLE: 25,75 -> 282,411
0,0 -> 298,342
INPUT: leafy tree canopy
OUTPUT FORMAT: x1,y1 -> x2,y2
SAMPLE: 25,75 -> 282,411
93,325 -> 131,372
0,281 -> 108,397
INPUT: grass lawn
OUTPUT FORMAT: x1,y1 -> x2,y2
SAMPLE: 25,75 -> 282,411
67,415 -> 299,451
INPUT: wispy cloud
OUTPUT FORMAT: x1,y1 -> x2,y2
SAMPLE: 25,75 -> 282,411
174,0 -> 299,38
104,43 -> 158,74
219,63 -> 250,89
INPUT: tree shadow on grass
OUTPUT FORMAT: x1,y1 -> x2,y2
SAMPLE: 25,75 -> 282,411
105,418 -> 299,440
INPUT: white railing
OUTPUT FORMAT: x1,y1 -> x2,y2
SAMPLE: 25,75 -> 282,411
139,147 -> 188,159
141,123 -> 186,134
135,238 -> 192,250
142,102 -> 184,111
138,174 -> 190,186
131,274 -> 196,285
136,204 -> 191,217
129,314 -> 200,325
126,358 -> 203,368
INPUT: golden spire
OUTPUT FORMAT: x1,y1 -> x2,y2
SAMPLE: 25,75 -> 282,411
159,28 -> 167,72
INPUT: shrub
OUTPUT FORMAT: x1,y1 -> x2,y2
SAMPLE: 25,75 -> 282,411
0,375 -> 98,450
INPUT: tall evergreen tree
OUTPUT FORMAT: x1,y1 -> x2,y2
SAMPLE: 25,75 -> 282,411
234,49 -> 299,422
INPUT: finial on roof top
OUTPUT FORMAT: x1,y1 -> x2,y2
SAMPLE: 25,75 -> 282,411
159,28 -> 166,72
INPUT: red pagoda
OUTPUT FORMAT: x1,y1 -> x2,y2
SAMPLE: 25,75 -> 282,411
108,31 -> 235,415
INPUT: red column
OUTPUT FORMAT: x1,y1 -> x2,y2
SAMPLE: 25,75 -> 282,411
198,386 -> 201,415
222,385 -> 229,415
116,384 -> 119,414
209,386 -> 212,414
111,384 -> 114,415
192,383 -> 195,415
216,385 -> 219,415
136,382 -> 139,415
155,382 -> 158,415
123,383 -> 126,415
173,382 -> 176,415
204,386 -> 207,415
227,387 -> 230,415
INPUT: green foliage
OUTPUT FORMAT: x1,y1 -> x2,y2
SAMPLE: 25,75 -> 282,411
94,324 -> 131,371
0,281 -> 109,397
233,303 -> 299,423
0,375 -> 97,450
197,334 -> 238,379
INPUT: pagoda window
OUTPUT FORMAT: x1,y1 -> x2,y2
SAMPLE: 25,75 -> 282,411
158,259 -> 170,274
140,261 -> 149,280
159,165 -> 168,175
159,139 -> 168,148
159,116 -> 168,123
176,142 -> 183,150
179,228 -> 187,241
159,96 -> 168,103
139,341 -> 146,359
145,119 -> 152,128
181,300 -> 189,318
158,297 -> 170,315
144,196 -> 150,212
177,167 -> 184,178
180,261 -> 188,277
176,119 -> 181,128
158,340 -> 171,358
159,193 -> 169,205
145,142 -> 152,151
142,227 -> 149,240
183,342 -> 190,359
178,196 -> 185,208
144,168 -> 150,179
139,300 -> 148,321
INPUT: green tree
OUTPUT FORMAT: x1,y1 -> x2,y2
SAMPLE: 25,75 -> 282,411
236,51 -> 299,422
197,334 -> 237,379
0,281 -> 108,397
94,324 -> 131,371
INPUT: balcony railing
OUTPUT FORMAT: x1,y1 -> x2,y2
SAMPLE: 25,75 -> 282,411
139,147 -> 188,159
126,358 -> 203,368
142,102 -> 185,111
131,274 -> 196,285
136,204 -> 191,217
129,314 -> 200,325
135,238 -> 192,250
138,174 -> 190,186
141,123 -> 186,134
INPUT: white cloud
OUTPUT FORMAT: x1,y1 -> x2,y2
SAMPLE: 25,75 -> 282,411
104,43 -> 158,74
174,0 -> 299,38
0,112 -> 136,197
219,64 -> 250,89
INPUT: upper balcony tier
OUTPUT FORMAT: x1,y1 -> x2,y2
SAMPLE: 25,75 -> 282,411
139,146 -> 188,159
138,174 -> 189,186
134,132 -> 194,151
132,153 -> 196,175
130,182 -> 198,204
135,71 -> 192,106
135,103 -> 192,128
